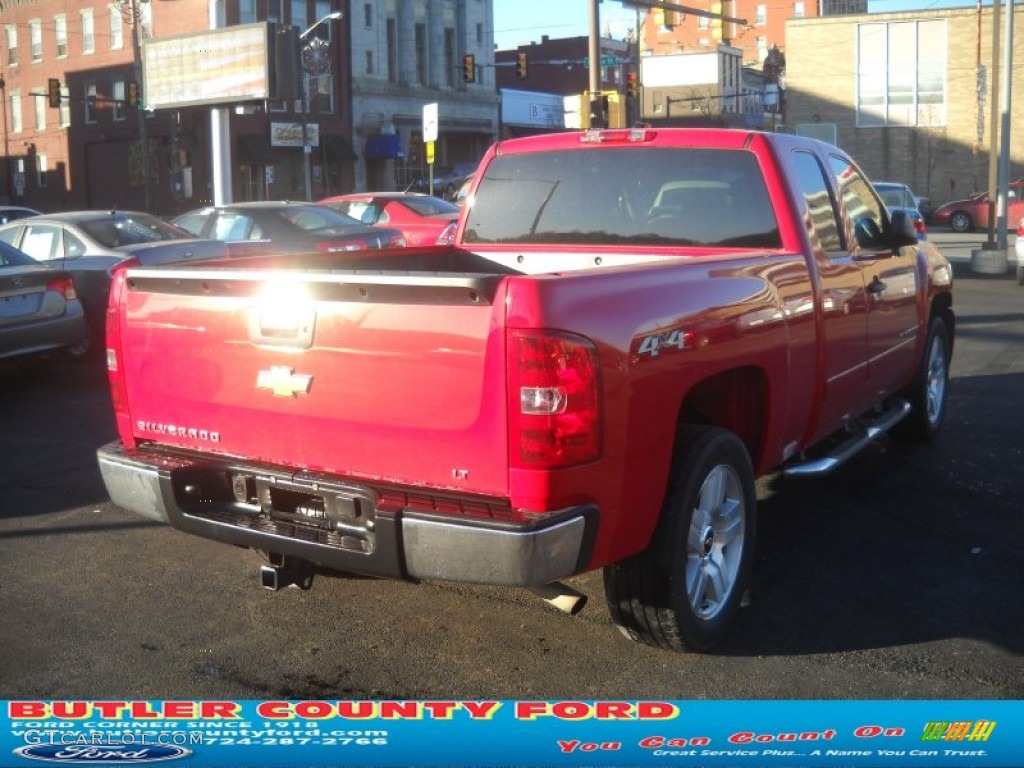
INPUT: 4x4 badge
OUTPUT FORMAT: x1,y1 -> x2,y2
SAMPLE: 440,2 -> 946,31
256,366 -> 313,398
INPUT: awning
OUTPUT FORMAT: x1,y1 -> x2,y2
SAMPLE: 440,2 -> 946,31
323,135 -> 358,163
237,135 -> 276,163
363,134 -> 402,160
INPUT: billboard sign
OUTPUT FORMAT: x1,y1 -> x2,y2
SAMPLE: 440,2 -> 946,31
142,22 -> 297,110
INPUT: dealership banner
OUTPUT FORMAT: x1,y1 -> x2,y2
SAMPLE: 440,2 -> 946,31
1,700 -> 1020,767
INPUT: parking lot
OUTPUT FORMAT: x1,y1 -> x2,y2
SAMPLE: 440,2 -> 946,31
0,240 -> 1021,702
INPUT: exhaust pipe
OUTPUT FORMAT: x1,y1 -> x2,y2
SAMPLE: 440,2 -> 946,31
529,582 -> 587,615
260,554 -> 315,591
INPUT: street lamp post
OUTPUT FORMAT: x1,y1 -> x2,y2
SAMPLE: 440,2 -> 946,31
298,11 -> 342,201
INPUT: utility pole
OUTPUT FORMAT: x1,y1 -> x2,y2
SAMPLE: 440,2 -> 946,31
588,0 -> 604,128
126,0 -> 152,211
0,75 -> 11,202
995,0 -> 1014,250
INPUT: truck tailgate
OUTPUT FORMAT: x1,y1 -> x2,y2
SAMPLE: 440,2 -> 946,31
117,268 -> 510,497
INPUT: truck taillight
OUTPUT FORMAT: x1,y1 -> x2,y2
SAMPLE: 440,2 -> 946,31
105,267 -> 135,447
508,329 -> 601,469
46,276 -> 77,301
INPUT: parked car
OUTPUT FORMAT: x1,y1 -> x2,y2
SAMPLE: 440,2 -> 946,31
318,192 -> 459,247
873,181 -> 927,239
408,162 -> 479,200
931,181 -> 1024,232
172,201 -> 407,256
0,206 -> 42,226
0,210 -> 227,352
0,240 -> 88,363
1016,217 -> 1024,285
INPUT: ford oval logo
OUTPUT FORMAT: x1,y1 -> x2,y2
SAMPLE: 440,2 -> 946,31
13,744 -> 191,764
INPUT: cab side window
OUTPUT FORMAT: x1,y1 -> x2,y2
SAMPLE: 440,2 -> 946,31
828,155 -> 887,250
791,150 -> 843,253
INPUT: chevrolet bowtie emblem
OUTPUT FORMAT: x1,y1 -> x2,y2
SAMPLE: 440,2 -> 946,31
256,366 -> 313,398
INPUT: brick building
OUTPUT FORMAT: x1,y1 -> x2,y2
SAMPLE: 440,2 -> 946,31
786,6 -> 1024,209
641,0 -> 843,68
3,0 -> 501,211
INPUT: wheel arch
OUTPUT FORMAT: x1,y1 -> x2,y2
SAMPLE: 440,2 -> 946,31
674,366 -> 769,469
930,291 -> 955,357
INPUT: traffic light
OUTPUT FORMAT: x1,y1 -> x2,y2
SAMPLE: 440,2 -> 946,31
627,71 -> 638,98
127,80 -> 140,108
462,54 -> 475,83
516,52 -> 528,80
47,78 -> 61,108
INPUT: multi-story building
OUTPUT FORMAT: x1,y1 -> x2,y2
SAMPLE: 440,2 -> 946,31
348,0 -> 499,191
2,0 -> 499,212
494,35 -> 633,132
786,5 -> 1023,209
640,0 -> 822,68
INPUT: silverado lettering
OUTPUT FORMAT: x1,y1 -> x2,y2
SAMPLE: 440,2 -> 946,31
98,128 -> 954,652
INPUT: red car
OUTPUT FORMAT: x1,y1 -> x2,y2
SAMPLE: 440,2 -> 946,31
931,181 -> 1024,232
318,192 -> 459,247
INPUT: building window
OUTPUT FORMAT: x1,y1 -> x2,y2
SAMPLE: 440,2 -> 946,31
415,24 -> 427,85
314,1 -> 333,36
85,84 -> 97,123
4,25 -> 17,67
55,15 -> 68,58
113,80 -> 126,120
794,1 -> 806,18
110,7 -> 124,49
755,5 -> 766,24
386,18 -> 397,83
82,9 -> 95,54
291,0 -> 307,32
37,153 -> 48,187
239,0 -> 257,24
698,14 -> 709,29
267,0 -> 284,23
313,73 -> 334,113
857,19 -> 946,127
30,20 -> 42,62
60,87 -> 71,127
365,49 -> 374,74
476,22 -> 483,45
10,90 -> 23,133
444,28 -> 455,88
35,87 -> 46,130
364,3 -> 372,27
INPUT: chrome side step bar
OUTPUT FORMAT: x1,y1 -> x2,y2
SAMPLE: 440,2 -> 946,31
783,398 -> 912,479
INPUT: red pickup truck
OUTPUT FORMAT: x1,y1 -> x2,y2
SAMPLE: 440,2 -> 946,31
98,129 -> 954,652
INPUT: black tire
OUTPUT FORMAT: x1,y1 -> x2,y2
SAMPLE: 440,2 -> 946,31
1017,266 -> 1024,286
949,211 -> 972,233
898,316 -> 951,442
603,425 -> 757,652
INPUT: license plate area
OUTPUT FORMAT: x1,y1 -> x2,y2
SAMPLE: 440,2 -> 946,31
171,464 -> 378,554
261,483 -> 373,536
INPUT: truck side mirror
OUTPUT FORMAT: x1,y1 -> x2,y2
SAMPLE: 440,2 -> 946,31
885,209 -> 919,249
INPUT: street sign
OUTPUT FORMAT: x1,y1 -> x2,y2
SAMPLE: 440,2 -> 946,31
583,55 -> 620,67
423,103 -> 439,143
426,141 -> 435,165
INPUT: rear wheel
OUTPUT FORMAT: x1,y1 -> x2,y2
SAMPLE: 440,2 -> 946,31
603,425 -> 756,652
949,211 -> 972,233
